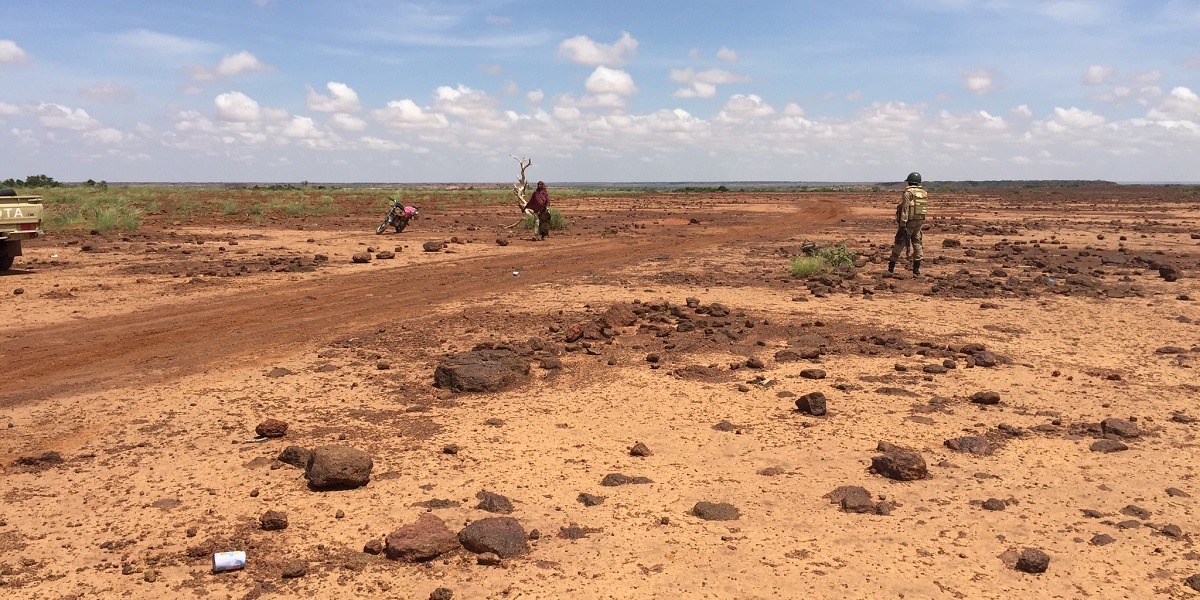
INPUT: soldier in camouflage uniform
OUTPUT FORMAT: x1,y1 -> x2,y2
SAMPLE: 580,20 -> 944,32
888,172 -> 928,276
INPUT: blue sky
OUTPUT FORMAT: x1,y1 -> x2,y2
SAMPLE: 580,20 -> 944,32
1,0 -> 1198,183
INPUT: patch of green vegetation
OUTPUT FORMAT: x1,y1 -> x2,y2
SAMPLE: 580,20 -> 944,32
788,242 -> 858,278
522,207 -> 569,232
42,191 -> 142,232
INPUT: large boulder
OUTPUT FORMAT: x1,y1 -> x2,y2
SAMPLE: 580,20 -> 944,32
433,349 -> 530,393
304,445 -> 373,490
458,517 -> 529,558
385,513 -> 460,562
871,449 -> 928,481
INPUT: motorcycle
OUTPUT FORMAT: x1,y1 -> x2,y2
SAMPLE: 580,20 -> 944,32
376,197 -> 419,234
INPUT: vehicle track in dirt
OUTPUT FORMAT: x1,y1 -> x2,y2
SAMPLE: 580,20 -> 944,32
1,198 -> 849,406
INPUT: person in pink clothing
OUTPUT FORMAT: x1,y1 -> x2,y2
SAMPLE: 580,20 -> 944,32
525,181 -> 551,240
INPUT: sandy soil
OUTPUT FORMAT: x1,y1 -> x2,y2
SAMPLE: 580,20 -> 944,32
1,186 -> 1199,599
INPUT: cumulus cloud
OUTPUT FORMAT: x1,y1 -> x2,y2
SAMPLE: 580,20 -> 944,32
83,128 -> 126,144
214,91 -> 261,122
189,51 -> 272,82
962,68 -> 998,95
585,66 -> 637,96
527,89 -> 545,103
716,47 -> 738,62
1011,104 -> 1033,118
0,39 -> 28,64
36,103 -> 100,130
1147,86 -> 1200,120
328,113 -> 366,131
79,82 -> 136,103
669,68 -> 751,98
715,94 -> 776,122
372,99 -> 449,130
307,82 -> 361,113
360,136 -> 403,151
1047,106 -> 1105,131
281,116 -> 322,139
1083,64 -> 1114,85
558,31 -> 638,66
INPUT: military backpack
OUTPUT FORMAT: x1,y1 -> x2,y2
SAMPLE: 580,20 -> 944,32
907,187 -> 928,221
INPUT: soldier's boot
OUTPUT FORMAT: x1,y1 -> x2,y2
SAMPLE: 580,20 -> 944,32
887,261 -> 895,273
912,260 -> 921,276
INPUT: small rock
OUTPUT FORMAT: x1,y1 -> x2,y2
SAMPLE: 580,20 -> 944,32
795,392 -> 827,416
281,560 -> 307,579
143,569 -> 157,583
351,252 -> 372,263
712,420 -> 738,432
1121,505 -> 1151,520
423,241 -> 446,252
1161,524 -> 1185,538
259,510 -> 288,531
1016,548 -> 1050,574
277,446 -> 312,468
799,368 -> 826,379
385,513 -> 461,562
600,473 -> 652,486
1166,487 -> 1190,498
691,502 -> 740,521
1090,534 -> 1115,546
982,498 -> 1006,511
363,539 -> 384,555
255,419 -> 288,438
871,450 -> 928,481
1090,439 -> 1129,453
475,490 -> 514,514
826,486 -> 876,514
1186,574 -> 1200,592
922,364 -> 947,374
1101,418 -> 1139,438
629,442 -> 653,457
430,588 -> 455,600
944,436 -> 996,456
577,493 -> 606,507
458,517 -> 529,558
476,552 -> 502,566
969,391 -> 1001,405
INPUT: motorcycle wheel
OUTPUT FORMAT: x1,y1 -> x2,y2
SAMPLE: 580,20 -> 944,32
395,219 -> 407,233
376,219 -> 390,234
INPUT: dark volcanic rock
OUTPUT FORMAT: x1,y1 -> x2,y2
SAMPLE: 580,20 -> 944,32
433,349 -> 530,393
351,252 -> 372,263
712,420 -> 738,432
600,473 -> 653,486
969,390 -> 1001,405
691,502 -> 740,521
1159,265 -> 1182,282
799,369 -> 827,380
1090,533 -> 1115,546
1016,548 -> 1050,574
629,441 -> 653,457
458,517 -> 529,558
1091,439 -> 1129,453
982,498 -> 1006,511
1101,418 -> 1139,438
944,436 -> 996,456
430,588 -> 455,600
385,513 -> 460,562
255,419 -> 288,438
1121,505 -> 1151,519
475,490 -> 514,514
304,445 -> 373,490
826,486 -> 877,514
577,493 -> 606,507
871,450 -> 928,481
1187,574 -> 1200,592
795,392 -> 828,416
259,510 -> 288,531
423,241 -> 446,252
281,560 -> 307,578
277,445 -> 312,468
774,349 -> 802,363
363,539 -> 384,555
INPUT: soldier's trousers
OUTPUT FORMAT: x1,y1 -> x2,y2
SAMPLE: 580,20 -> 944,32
889,219 -> 924,263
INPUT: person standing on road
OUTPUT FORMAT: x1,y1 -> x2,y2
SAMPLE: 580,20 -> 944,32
526,180 -> 552,240
888,172 -> 928,276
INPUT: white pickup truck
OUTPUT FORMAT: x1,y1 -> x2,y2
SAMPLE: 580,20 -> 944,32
0,189 -> 45,271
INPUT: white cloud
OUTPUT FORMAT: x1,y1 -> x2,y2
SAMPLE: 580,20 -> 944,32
1011,104 -> 1033,118
36,103 -> 100,130
1050,106 -> 1106,129
1133,70 -> 1162,84
527,89 -> 545,103
372,99 -> 449,130
217,51 -> 271,76
113,29 -> 217,58
716,94 -> 776,122
585,66 -> 637,96
716,47 -> 738,62
328,113 -> 366,131
214,91 -> 261,122
557,31 -> 638,66
1147,86 -> 1200,120
0,40 -> 28,64
307,82 -> 361,113
83,127 -> 126,144
78,82 -> 135,103
0,102 -> 22,117
669,67 -> 750,98
1083,64 -> 1114,85
360,136 -> 403,151
962,68 -> 997,95
281,116 -> 322,139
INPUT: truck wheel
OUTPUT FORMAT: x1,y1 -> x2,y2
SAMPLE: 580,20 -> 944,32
0,256 -> 13,271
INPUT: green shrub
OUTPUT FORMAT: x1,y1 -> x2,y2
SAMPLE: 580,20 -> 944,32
789,242 -> 858,278
522,207 -> 568,231
789,256 -> 828,278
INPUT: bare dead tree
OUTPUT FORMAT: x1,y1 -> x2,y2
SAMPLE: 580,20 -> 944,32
507,155 -> 533,228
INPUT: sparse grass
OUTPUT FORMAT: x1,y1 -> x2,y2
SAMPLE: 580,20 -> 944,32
522,207 -> 569,232
41,191 -> 143,232
789,242 -> 858,278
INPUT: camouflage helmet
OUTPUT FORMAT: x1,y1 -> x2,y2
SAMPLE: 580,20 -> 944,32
905,172 -> 922,184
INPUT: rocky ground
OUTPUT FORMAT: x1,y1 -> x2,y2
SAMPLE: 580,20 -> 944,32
1,185 -> 1199,599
